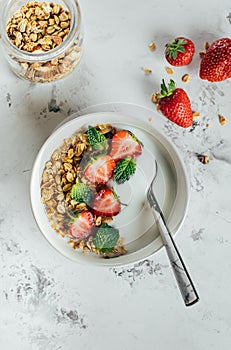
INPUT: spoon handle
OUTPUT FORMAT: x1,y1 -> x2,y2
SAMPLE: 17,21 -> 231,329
150,197 -> 199,306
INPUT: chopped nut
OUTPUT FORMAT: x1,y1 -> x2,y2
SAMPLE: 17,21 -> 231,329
83,246 -> 90,253
206,123 -> 210,128
148,42 -> 156,51
60,21 -> 69,29
42,3 -> 52,16
59,12 -> 69,22
165,66 -> 174,74
18,19 -> 28,33
197,154 -> 209,164
67,148 -> 74,158
52,35 -> 62,45
150,92 -> 160,104
13,10 -> 23,19
37,20 -> 47,29
218,114 -> 227,125
182,73 -> 190,83
204,41 -> 210,50
63,163 -> 73,172
143,67 -> 152,74
49,18 -> 55,25
53,4 -> 62,15
37,6 -> 45,17
193,111 -> 200,120
46,26 -> 56,34
29,33 -> 37,42
63,183 -> 72,192
95,216 -> 102,226
79,240 -> 85,250
76,203 -> 87,211
199,51 -> 205,59
75,143 -> 86,156
97,124 -> 113,134
66,172 -> 74,182
15,31 -> 23,46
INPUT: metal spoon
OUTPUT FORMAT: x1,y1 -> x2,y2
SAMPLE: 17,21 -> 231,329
147,161 -> 199,306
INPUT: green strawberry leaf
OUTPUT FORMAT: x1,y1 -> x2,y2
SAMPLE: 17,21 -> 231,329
70,183 -> 93,204
177,39 -> 187,46
93,223 -> 119,252
166,39 -> 187,59
160,79 -> 176,97
86,126 -> 108,151
114,157 -> 136,184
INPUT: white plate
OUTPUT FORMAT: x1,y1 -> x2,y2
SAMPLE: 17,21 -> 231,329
30,106 -> 189,266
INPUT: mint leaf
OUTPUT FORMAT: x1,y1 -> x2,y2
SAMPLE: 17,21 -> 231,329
114,157 -> 136,184
86,126 -> 108,151
70,183 -> 92,203
93,223 -> 119,252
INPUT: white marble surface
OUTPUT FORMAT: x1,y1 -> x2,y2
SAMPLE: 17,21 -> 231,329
0,0 -> 231,349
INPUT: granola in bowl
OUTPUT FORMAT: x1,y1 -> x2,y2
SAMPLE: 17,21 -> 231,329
30,110 -> 190,266
40,123 -> 143,258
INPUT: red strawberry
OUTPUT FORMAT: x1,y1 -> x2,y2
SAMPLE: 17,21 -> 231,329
93,188 -> 121,217
199,38 -> 231,82
165,37 -> 195,66
156,79 -> 193,128
110,130 -> 142,162
84,155 -> 116,185
69,210 -> 95,240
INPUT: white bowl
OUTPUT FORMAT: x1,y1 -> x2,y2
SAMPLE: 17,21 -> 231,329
30,111 -> 189,266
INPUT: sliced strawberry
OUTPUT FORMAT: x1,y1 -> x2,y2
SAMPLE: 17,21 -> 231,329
109,130 -> 142,162
69,210 -> 95,240
84,155 -> 116,185
93,188 -> 121,217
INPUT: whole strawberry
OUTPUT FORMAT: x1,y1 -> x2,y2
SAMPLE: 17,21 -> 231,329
165,37 -> 195,66
156,79 -> 193,128
199,37 -> 231,82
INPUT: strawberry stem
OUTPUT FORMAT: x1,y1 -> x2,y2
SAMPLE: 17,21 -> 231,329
166,38 -> 187,59
160,79 -> 176,97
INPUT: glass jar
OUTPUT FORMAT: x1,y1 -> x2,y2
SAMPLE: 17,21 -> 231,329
0,0 -> 83,83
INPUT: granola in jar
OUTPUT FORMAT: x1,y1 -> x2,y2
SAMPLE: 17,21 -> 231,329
0,0 -> 83,82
